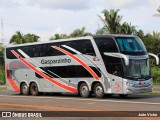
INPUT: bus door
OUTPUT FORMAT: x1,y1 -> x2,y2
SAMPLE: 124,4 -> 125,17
110,64 -> 123,93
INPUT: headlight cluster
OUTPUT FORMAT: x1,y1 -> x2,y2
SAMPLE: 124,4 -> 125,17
126,82 -> 134,87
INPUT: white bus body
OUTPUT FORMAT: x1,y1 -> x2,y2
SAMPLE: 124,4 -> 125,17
5,35 -> 155,98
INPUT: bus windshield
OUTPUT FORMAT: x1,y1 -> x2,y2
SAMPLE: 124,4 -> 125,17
124,59 -> 151,80
116,37 -> 147,55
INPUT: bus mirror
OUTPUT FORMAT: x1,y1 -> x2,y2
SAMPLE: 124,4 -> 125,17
148,53 -> 159,65
104,52 -> 129,66
157,53 -> 160,65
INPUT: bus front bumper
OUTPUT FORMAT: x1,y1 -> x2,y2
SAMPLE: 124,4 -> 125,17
124,85 -> 152,94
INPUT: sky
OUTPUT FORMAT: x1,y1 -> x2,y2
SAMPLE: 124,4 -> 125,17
0,0 -> 160,45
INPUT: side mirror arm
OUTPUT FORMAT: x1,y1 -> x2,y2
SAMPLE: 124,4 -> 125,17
148,53 -> 159,65
104,52 -> 129,66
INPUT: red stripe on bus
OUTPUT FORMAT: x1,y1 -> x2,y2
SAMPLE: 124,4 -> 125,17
11,50 -> 77,93
52,46 -> 99,80
6,64 -> 20,92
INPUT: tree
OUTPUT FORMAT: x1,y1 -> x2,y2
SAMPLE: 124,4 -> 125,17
96,26 -> 108,35
98,9 -> 122,34
10,31 -> 40,44
136,30 -> 144,38
10,31 -> 26,44
120,22 -> 137,34
153,31 -> 160,41
24,34 -> 40,43
50,34 -> 69,40
0,45 -> 4,69
70,27 -> 92,37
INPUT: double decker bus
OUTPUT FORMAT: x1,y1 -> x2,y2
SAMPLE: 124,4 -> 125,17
5,34 -> 158,98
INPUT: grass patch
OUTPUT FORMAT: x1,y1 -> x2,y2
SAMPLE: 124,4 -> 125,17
144,91 -> 160,95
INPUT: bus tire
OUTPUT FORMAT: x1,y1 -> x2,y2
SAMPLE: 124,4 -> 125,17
30,82 -> 39,96
119,94 -> 128,98
94,83 -> 105,98
20,83 -> 30,95
79,83 -> 90,98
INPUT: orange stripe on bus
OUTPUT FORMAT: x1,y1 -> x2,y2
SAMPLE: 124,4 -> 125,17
52,46 -> 99,80
11,50 -> 77,93
6,64 -> 20,92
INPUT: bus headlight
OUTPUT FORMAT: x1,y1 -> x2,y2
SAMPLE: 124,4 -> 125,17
126,82 -> 134,87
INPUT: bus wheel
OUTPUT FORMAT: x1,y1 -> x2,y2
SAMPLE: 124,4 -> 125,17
119,94 -> 128,98
79,83 -> 90,98
20,83 -> 29,95
94,83 -> 105,98
30,83 -> 39,96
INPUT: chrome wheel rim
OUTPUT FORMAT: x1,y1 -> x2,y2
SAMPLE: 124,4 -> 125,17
23,85 -> 28,93
81,86 -> 89,96
96,86 -> 103,96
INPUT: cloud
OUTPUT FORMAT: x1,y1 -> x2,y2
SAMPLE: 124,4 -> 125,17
96,0 -> 160,10
27,0 -> 93,10
0,0 -> 21,8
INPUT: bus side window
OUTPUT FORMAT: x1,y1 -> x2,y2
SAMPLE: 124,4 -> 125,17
21,46 -> 32,57
65,40 -> 96,56
6,48 -> 17,59
48,43 -> 65,56
110,64 -> 122,77
40,44 -> 48,57
84,41 -> 96,56
32,46 -> 40,57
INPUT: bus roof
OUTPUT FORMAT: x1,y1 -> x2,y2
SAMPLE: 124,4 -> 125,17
5,34 -> 137,48
5,36 -> 93,48
93,34 -> 136,38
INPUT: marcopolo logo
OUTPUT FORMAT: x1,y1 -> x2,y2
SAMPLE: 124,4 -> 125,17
41,58 -> 71,65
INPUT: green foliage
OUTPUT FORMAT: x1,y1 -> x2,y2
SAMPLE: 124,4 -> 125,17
151,66 -> 160,85
119,22 -> 137,34
24,33 -> 40,43
0,45 -> 4,56
97,9 -> 137,35
50,34 -> 69,40
50,27 -> 92,40
70,27 -> 92,38
137,30 -> 144,38
10,31 -> 40,44
141,33 -> 160,54
96,26 -> 108,35
98,9 -> 122,34
0,70 -> 5,85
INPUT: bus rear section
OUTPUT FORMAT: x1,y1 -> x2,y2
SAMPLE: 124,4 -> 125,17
5,37 -> 105,98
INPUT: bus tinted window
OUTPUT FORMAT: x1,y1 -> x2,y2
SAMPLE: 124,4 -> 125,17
94,37 -> 123,77
65,40 -> 96,56
116,37 -> 147,55
94,38 -> 118,53
6,39 -> 96,59
35,66 -> 101,78
48,40 -> 96,56
6,48 -> 17,59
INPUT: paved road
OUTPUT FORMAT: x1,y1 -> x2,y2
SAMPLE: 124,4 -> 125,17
0,91 -> 160,120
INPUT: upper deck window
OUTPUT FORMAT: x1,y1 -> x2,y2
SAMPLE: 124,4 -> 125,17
94,37 -> 118,53
116,37 -> 147,55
